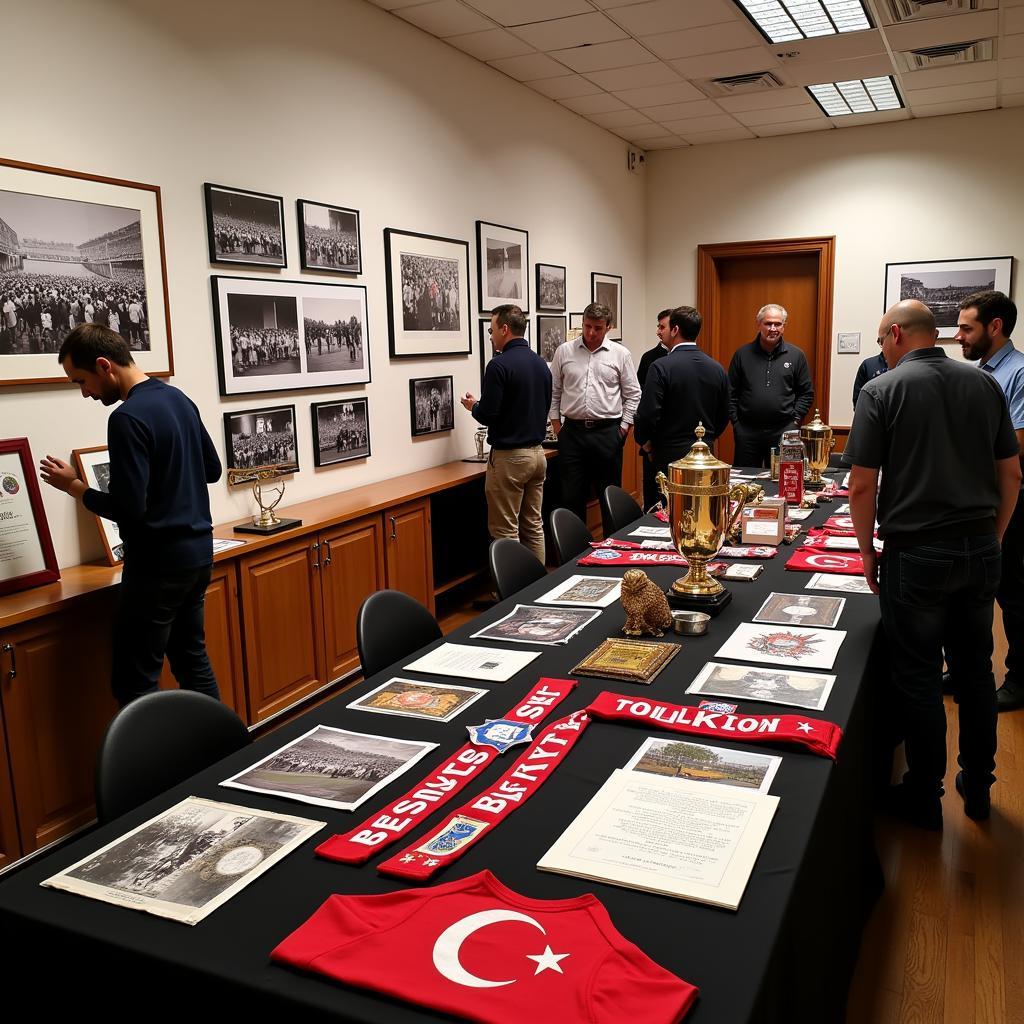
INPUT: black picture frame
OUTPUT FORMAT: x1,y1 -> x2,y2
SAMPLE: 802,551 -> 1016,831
297,199 -> 361,275
409,375 -> 455,437
476,220 -> 530,314
537,314 -> 568,363
591,272 -> 623,341
311,397 -> 370,467
222,404 -> 298,474
204,183 -> 286,268
536,262 -> 566,311
569,311 -> 585,331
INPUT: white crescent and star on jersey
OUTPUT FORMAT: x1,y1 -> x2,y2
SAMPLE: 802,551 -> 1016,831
467,718 -> 535,754
432,910 -> 570,989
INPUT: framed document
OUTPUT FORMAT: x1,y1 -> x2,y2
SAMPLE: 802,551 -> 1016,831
0,437 -> 60,595
72,445 -> 123,565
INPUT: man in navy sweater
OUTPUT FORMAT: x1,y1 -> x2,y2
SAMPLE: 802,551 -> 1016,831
40,324 -> 223,707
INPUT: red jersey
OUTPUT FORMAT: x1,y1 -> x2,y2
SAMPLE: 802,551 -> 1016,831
272,870 -> 698,1023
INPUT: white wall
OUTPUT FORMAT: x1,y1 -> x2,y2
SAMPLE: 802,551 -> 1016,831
644,106 -> 1024,426
1,0 -> 646,567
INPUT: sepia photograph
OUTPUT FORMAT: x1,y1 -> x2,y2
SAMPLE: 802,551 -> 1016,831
472,603 -> 600,646
624,737 -> 781,794
297,199 -> 360,274
477,220 -> 529,314
347,677 -> 489,723
536,262 -> 566,311
204,183 -> 285,268
41,797 -> 324,925
537,314 -> 568,362
687,661 -> 837,712
72,445 -> 123,565
223,404 -> 297,471
410,375 -> 455,436
591,272 -> 622,340
221,725 -> 438,811
535,574 -> 620,608
752,592 -> 846,629
311,397 -> 369,466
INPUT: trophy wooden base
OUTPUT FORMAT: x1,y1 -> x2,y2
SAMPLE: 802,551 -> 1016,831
234,517 -> 303,536
666,588 -> 733,617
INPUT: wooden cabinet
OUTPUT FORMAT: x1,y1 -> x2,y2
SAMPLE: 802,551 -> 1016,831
384,499 -> 433,613
0,699 -> 21,869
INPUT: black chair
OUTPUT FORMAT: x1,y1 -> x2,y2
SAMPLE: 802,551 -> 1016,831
95,690 -> 250,823
549,508 -> 593,565
488,539 -> 547,602
357,589 -> 442,678
600,485 -> 643,536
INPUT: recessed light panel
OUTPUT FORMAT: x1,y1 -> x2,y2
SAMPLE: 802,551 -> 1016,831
807,76 -> 903,116
735,1 -> 871,43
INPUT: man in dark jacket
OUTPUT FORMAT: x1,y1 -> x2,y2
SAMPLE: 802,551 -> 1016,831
637,309 -> 671,388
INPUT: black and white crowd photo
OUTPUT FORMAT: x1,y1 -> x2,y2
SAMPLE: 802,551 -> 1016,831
0,188 -> 150,357
226,293 -> 301,378
538,314 -> 567,362
313,398 -> 370,466
899,268 -> 996,328
205,184 -> 285,267
224,405 -> 298,470
302,295 -> 365,374
537,262 -> 566,310
410,375 -> 454,436
298,200 -> 360,273
399,252 -> 461,332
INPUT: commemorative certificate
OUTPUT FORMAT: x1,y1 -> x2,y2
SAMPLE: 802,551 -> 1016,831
403,643 -> 541,682
0,440 -> 59,595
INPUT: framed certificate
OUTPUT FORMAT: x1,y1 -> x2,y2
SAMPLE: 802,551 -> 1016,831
72,445 -> 123,566
0,437 -> 60,595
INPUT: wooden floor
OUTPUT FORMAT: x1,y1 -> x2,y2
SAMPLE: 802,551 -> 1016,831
847,611 -> 1024,1023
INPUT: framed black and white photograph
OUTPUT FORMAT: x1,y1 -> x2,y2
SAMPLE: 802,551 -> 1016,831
223,404 -> 298,472
591,272 -> 623,340
884,257 -> 1012,339
477,220 -> 529,314
0,157 -> 173,385
537,314 -> 568,363
686,661 -> 837,712
536,262 -> 566,311
409,375 -> 455,436
311,397 -> 370,467
72,445 -> 123,565
752,592 -> 846,629
297,199 -> 361,274
384,228 -> 470,357
212,276 -> 369,395
204,183 -> 285,268
478,317 -> 528,388
569,311 -> 585,331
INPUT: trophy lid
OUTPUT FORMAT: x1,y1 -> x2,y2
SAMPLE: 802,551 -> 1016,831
800,409 -> 831,437
668,423 -> 730,474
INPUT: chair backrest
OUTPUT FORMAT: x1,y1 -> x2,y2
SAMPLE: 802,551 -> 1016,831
549,507 -> 593,565
600,485 -> 643,536
95,690 -> 250,823
357,589 -> 442,678
488,538 -> 547,601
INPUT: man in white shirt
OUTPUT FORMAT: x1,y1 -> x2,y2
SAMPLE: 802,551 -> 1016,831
549,301 -> 641,525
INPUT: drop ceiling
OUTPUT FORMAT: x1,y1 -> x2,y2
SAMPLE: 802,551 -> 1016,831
364,0 -> 1024,148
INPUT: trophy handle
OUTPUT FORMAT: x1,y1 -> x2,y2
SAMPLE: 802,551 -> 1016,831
724,483 -> 747,540
655,470 -> 668,504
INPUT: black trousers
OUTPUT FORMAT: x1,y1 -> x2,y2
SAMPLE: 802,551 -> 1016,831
998,493 -> 1024,687
111,562 -> 221,708
558,420 -> 624,524
643,443 -> 697,512
732,424 -> 786,468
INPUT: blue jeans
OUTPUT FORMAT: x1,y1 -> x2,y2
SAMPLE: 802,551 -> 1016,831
879,536 -> 1001,796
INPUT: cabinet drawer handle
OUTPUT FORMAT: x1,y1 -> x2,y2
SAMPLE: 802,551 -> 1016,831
323,539 -> 332,566
311,541 -> 320,570
2,643 -> 14,680
390,516 -> 397,540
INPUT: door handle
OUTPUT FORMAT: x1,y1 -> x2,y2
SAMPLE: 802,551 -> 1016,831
389,516 -> 397,540
323,539 -> 332,566
2,643 -> 14,680
311,540 -> 320,570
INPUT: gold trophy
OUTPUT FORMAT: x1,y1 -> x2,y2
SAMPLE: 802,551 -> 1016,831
228,463 -> 302,535
799,409 -> 835,490
656,424 -> 747,616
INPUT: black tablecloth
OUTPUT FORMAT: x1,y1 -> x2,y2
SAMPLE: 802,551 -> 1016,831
0,474 -> 884,1022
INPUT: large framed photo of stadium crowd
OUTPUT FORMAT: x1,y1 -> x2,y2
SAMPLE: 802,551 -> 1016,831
883,256 -> 1013,340
536,262 -> 566,311
204,183 -> 286,269
0,157 -> 173,386
297,199 -> 361,275
223,404 -> 298,474
476,220 -> 529,314
591,272 -> 623,341
311,397 -> 370,466
384,228 -> 471,358
409,375 -> 455,437
211,276 -> 370,396
72,445 -> 124,565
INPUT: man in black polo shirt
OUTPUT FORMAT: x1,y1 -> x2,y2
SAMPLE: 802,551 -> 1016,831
634,305 -> 729,509
845,299 -> 1021,828
727,303 -> 813,466
461,304 -> 552,563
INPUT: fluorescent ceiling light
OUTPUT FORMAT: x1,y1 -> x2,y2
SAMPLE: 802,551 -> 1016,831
735,1 -> 871,43
807,76 -> 903,116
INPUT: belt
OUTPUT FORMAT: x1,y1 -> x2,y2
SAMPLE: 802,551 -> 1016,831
565,417 -> 620,429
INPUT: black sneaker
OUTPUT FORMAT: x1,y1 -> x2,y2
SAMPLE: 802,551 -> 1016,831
955,771 -> 991,821
995,679 -> 1024,712
880,784 -> 943,831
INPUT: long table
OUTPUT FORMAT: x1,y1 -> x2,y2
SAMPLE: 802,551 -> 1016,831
0,474 -> 884,1022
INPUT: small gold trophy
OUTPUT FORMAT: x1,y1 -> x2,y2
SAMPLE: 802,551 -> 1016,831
799,410 -> 835,490
656,424 -> 747,616
227,463 -> 302,535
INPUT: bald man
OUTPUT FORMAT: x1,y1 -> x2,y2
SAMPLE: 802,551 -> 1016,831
845,300 -> 1021,828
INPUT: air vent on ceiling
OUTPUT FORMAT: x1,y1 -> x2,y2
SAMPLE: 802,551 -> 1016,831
895,38 -> 994,70
882,0 -> 997,24
703,71 -> 785,96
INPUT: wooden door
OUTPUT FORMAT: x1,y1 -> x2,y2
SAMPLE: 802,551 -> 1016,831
384,499 -> 434,613
0,696 -> 22,868
239,536 -> 327,724
320,516 -> 386,683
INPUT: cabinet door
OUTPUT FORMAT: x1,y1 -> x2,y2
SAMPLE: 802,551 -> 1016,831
384,499 -> 434,613
0,689 -> 21,868
1,599 -> 119,854
320,517 -> 386,684
239,536 -> 327,724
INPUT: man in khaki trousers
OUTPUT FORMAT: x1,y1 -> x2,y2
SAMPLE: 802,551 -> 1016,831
461,304 -> 552,563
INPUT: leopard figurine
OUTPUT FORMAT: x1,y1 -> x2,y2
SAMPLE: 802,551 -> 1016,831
620,568 -> 673,638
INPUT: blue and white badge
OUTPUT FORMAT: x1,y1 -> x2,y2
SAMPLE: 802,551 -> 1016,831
590,548 -> 622,561
467,718 -> 535,753
418,815 -> 488,856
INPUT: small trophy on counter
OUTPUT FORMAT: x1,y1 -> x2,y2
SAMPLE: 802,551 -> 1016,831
228,463 -> 302,535
799,410 -> 835,491
462,426 -> 489,463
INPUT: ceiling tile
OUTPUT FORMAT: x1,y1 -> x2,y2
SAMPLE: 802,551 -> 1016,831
365,0 -> 426,9
643,22 -> 759,61
733,104 -> 825,126
1007,8 -> 1024,33
525,74 -> 605,99
488,52 -> 572,81
584,62 -> 682,91
638,136 -> 690,150
753,120 -> 832,137
716,86 -> 814,112
446,28 -> 534,61
883,12 -> 999,52
830,109 -> 910,127
1004,35 -> 1024,59
397,0 -> 493,37
1002,77 -> 1024,94
586,108 -> 657,128
910,97 -> 998,117
782,55 -> 897,87
900,63 -> 1000,92
611,0 -> 739,36
639,99 -> 724,120
612,80 -> 706,107
623,124 -> 676,142
510,12 -> 627,50
682,126 -> 757,144
769,30 -> 886,64
559,91 -> 629,114
590,0 -> 654,7
1002,93 -> 1024,107
668,47 -> 780,80
905,81 -> 998,106
551,38 -> 658,72
999,57 -> 1024,78
468,0 -> 592,27
662,113 -> 742,133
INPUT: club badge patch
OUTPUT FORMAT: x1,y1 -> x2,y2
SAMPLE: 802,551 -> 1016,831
467,718 -> 535,753
589,548 -> 622,561
417,815 -> 489,856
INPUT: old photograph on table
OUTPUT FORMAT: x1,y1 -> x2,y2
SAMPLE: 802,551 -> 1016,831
476,220 -> 528,313
212,276 -> 370,395
40,797 -> 324,925
805,572 -> 873,595
403,642 -> 540,682
471,603 -> 600,645
223,404 -> 297,472
535,574 -> 620,608
0,157 -> 172,385
624,736 -> 781,794
537,314 -> 568,363
204,183 -> 285,268
221,725 -> 438,812
410,375 -> 455,436
347,677 -> 488,723
72,445 -> 123,565
687,661 -> 836,712
311,397 -> 369,466
591,272 -> 622,340
715,622 -> 847,671
536,262 -> 566,311
297,199 -> 360,274
752,592 -> 845,629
